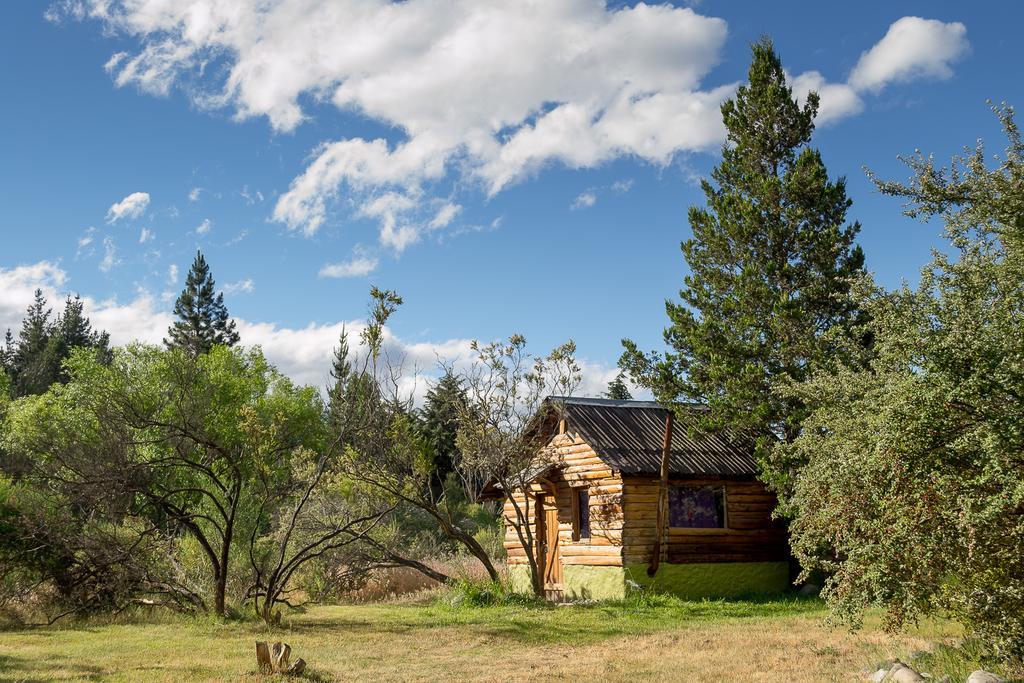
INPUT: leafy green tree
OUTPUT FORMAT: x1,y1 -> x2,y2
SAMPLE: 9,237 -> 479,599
165,251 -> 240,356
5,344 -> 323,616
457,335 -> 581,596
328,289 -> 504,584
620,38 -> 865,497
780,106 -> 1024,665
604,372 -> 632,400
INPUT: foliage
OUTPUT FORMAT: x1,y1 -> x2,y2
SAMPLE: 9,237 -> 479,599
419,370 -> 468,484
779,105 -> 1024,664
456,335 -> 581,595
0,472 -> 178,623
165,251 -> 240,356
619,38 -> 865,502
327,289 -> 506,587
441,578 -> 540,608
604,372 -> 632,400
3,344 -> 324,617
1,291 -> 110,400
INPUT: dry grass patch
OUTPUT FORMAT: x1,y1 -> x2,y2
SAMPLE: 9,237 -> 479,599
0,600 -> 961,682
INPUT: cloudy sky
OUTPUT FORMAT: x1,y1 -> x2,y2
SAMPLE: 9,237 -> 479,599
1,1 -> 1020,397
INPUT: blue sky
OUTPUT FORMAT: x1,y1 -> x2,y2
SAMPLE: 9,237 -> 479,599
1,1 -> 1021,394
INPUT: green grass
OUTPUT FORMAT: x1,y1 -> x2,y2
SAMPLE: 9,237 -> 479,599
0,596 -> 975,682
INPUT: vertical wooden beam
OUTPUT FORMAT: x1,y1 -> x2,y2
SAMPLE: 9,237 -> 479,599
648,410 -> 673,577
570,487 -> 581,542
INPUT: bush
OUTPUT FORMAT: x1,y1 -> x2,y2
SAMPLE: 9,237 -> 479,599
441,579 -> 540,608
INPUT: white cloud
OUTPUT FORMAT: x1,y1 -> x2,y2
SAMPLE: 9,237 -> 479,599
571,191 -> 597,210
225,230 -> 249,247
0,260 -> 622,403
73,1 -> 729,244
223,278 -> 255,294
240,186 -> 264,205
106,191 -> 150,223
319,250 -> 379,278
76,226 -> 97,258
139,227 -> 155,243
787,17 -> 968,127
0,262 -> 68,334
188,187 -> 202,202
196,218 -> 212,235
611,179 -> 634,194
357,191 -> 422,252
428,203 -> 461,231
99,237 -> 118,272
167,264 -> 178,286
68,5 -> 969,251
849,17 -> 969,92
789,71 -> 863,125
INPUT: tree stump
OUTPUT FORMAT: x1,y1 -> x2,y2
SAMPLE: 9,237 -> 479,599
255,641 -> 306,675
255,641 -> 272,674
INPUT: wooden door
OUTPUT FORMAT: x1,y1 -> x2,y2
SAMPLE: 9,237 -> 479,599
541,498 -> 562,589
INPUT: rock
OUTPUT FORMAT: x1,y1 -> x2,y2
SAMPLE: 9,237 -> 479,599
888,663 -> 926,682
868,668 -> 889,682
966,671 -> 1006,683
798,583 -> 821,597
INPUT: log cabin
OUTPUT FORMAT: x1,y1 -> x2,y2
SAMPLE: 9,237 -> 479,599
497,397 -> 789,601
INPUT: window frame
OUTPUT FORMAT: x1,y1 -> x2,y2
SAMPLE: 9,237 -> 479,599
666,484 -> 728,530
571,486 -> 591,541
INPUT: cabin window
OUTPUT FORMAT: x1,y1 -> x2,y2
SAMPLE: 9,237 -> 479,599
668,486 -> 726,528
572,488 -> 591,541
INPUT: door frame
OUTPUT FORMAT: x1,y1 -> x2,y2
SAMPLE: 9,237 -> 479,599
535,482 -> 562,593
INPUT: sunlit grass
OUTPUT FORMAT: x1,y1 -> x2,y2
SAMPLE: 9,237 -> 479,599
0,596 -> 972,682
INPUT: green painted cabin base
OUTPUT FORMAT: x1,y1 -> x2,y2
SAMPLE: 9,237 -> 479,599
624,561 -> 789,599
508,562 -> 788,601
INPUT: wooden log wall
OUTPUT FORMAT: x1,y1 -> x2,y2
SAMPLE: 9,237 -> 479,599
620,476 -> 787,566
504,433 -> 625,570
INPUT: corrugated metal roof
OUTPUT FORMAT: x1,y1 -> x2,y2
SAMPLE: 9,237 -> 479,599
551,396 -> 758,477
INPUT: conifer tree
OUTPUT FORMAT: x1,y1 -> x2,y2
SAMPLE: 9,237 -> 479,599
165,251 -> 240,356
10,289 -> 54,397
47,296 -> 111,383
3,292 -> 111,397
327,326 -> 354,431
419,370 -> 468,481
0,330 -> 13,383
621,38 -> 865,471
603,372 -> 632,401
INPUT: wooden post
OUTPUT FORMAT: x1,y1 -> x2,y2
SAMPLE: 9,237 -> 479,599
648,410 -> 673,577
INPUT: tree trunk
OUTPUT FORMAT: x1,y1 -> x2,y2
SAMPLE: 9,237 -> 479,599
214,570 -> 227,616
452,528 -> 500,582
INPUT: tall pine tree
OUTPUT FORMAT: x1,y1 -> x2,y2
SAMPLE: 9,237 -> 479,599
165,251 -> 240,356
2,292 -> 110,398
326,326 -> 354,431
604,372 -> 632,401
47,296 -> 111,384
621,38 -> 865,471
419,370 -> 468,482
10,289 -> 54,397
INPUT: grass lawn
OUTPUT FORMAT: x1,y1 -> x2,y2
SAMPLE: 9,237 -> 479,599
0,597 -> 966,682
